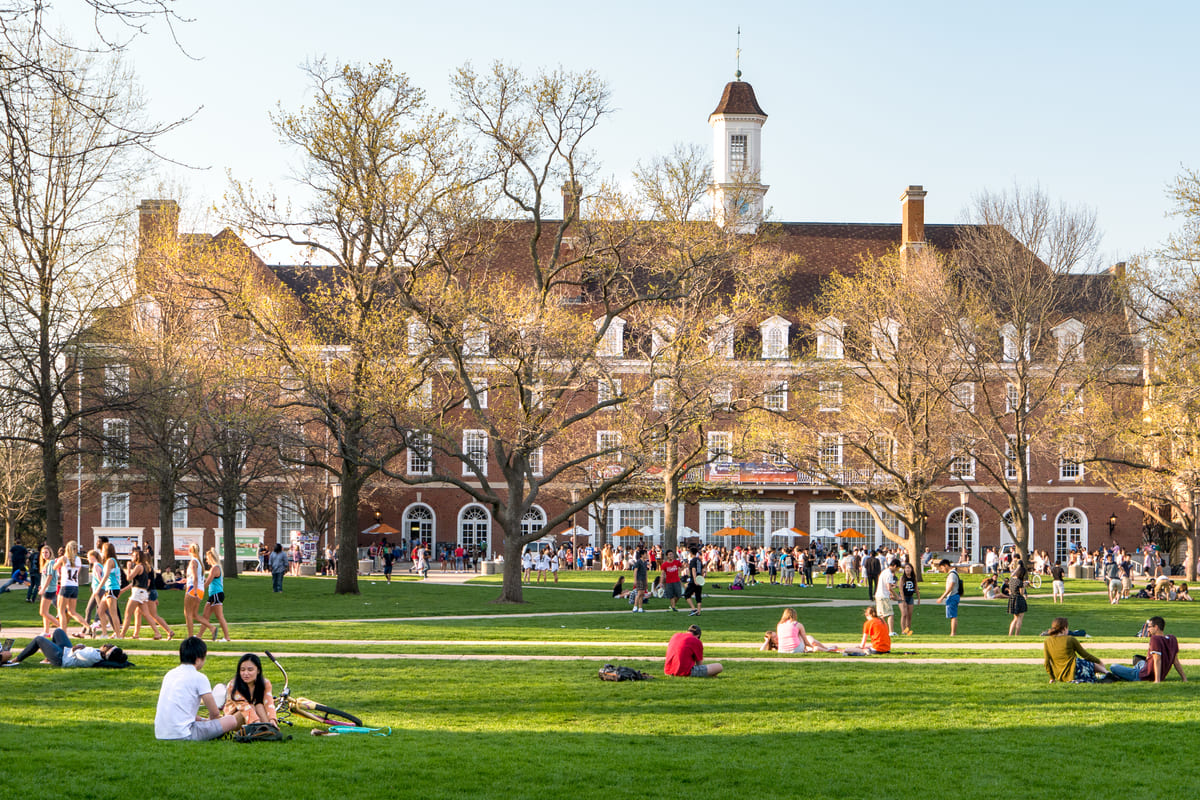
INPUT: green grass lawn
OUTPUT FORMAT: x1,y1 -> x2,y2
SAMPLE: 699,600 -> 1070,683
1,567 -> 1196,799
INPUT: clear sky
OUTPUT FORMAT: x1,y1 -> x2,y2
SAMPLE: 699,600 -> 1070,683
54,0 -> 1200,265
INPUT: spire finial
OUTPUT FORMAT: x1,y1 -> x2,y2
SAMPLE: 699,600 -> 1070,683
735,26 -> 742,80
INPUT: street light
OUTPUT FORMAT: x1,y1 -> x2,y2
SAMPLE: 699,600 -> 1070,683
1108,513 -> 1117,541
958,491 -> 969,563
330,483 -> 342,575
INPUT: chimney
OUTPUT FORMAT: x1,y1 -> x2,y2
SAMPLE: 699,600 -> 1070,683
561,181 -> 582,222
900,185 -> 926,250
139,199 -> 180,255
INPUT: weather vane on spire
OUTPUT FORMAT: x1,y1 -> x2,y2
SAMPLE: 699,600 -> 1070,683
735,26 -> 742,80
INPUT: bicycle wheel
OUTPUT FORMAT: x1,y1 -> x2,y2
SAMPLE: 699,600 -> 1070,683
310,703 -> 362,727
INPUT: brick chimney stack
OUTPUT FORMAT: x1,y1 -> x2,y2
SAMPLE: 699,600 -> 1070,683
139,199 -> 179,253
900,185 -> 927,255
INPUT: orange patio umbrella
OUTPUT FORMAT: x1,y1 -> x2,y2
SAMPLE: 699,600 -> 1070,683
790,527 -> 809,537
838,528 -> 865,538
715,527 -> 755,537
612,526 -> 643,538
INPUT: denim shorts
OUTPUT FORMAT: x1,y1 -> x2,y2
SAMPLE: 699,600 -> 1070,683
60,586 -> 79,599
690,664 -> 710,677
945,595 -> 960,618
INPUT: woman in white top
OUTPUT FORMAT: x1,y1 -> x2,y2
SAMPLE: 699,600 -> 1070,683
55,541 -> 90,635
183,542 -> 206,637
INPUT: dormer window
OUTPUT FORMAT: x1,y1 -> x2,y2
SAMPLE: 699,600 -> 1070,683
759,315 -> 790,359
408,320 -> 431,356
651,317 -> 676,357
871,317 -> 899,360
815,316 -> 843,360
710,315 -> 734,359
594,316 -> 626,358
1053,318 -> 1085,361
1000,323 -> 1031,362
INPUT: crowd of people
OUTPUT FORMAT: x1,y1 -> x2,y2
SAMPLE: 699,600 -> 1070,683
3,538 -> 233,643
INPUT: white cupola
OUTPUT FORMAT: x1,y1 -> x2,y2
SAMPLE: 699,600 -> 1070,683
707,78 -> 768,233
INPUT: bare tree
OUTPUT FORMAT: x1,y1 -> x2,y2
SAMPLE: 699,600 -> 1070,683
947,185 -> 1116,564
0,39 -> 169,551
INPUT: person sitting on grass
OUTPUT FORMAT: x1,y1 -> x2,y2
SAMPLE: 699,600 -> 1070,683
154,636 -> 245,740
664,624 -> 723,677
760,607 -> 838,653
220,653 -> 277,730
1176,583 -> 1193,602
844,607 -> 891,656
1043,617 -> 1108,683
3,627 -> 127,668
979,575 -> 1000,600
1109,616 -> 1188,683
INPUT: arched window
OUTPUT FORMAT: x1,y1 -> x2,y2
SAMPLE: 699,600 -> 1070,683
521,506 -> 547,539
946,508 -> 977,562
459,505 -> 490,557
1055,509 -> 1086,565
403,504 -> 435,549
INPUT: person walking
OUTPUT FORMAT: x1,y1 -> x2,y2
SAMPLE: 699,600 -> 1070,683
864,550 -> 882,601
268,543 -> 288,593
684,546 -> 705,616
1007,561 -> 1029,636
935,559 -> 963,636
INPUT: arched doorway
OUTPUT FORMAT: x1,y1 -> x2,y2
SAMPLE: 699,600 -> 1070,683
1054,509 -> 1087,565
459,504 -> 491,558
403,503 -> 435,549
946,508 -> 978,563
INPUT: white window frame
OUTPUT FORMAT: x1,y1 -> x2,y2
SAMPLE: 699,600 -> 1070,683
1059,440 -> 1084,481
172,493 -> 188,529
950,438 -> 975,480
407,319 -> 431,356
407,432 -> 433,475
710,381 -> 732,408
1000,323 -> 1031,362
597,430 -> 623,461
652,379 -> 670,411
710,315 -> 734,359
707,431 -> 733,464
104,363 -> 129,397
102,418 -> 129,469
463,321 -> 490,357
952,382 -> 975,413
818,434 -> 843,469
760,316 -> 790,359
1053,319 -> 1085,362
101,491 -> 130,528
597,377 -> 622,405
218,494 -> 248,531
871,317 -> 900,360
277,496 -> 304,545
818,381 -> 843,412
815,316 -> 844,360
594,316 -> 626,358
463,429 -> 488,476
1005,435 -> 1030,481
945,507 -> 979,562
529,446 -> 543,477
729,134 -> 748,171
466,376 -> 488,409
765,381 -> 788,411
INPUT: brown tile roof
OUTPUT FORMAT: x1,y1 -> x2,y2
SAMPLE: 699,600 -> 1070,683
710,81 -> 767,118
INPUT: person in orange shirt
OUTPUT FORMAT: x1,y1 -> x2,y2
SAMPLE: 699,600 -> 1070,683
847,606 -> 892,655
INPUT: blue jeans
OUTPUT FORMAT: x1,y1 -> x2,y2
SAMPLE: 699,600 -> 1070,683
272,571 -> 284,592
1110,663 -> 1143,681
16,628 -> 71,666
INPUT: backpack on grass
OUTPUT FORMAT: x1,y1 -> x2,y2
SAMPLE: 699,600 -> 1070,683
598,664 -> 652,682
234,723 -> 290,743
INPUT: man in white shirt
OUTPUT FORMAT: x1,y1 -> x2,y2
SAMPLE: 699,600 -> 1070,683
875,559 -> 900,634
154,636 -> 245,741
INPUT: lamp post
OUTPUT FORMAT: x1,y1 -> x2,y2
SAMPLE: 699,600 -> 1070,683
1108,513 -> 1116,544
330,483 -> 342,575
958,491 -> 969,563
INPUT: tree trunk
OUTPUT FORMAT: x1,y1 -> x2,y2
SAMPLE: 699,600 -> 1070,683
334,472 -> 361,595
1188,492 -> 1197,582
662,469 -> 681,554
43,442 -> 63,551
158,492 -> 175,571
498,531 -> 525,603
220,487 -> 240,580
4,512 -> 12,566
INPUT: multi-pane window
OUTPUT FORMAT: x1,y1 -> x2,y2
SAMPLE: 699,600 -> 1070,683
407,320 -> 431,356
104,364 -> 128,397
761,320 -> 789,359
652,379 -> 671,411
466,377 -> 488,409
407,432 -> 432,475
1060,385 -> 1084,414
219,494 -> 248,530
597,378 -> 622,405
1001,324 -> 1030,362
816,317 -> 843,359
102,419 -> 129,468
871,317 -> 899,360
1005,436 -> 1024,480
521,506 -> 547,538
946,508 -> 976,557
279,420 -> 306,468
952,382 -> 975,413
595,317 -> 625,357
409,379 -> 432,409
707,431 -> 733,464
818,434 -> 842,469
711,319 -> 734,358
1060,440 -> 1084,480
277,496 -> 304,544
729,134 -> 747,171
765,381 -> 788,411
101,492 -> 129,528
459,505 -> 488,553
173,493 -> 188,529
1055,324 -> 1084,361
529,446 -> 543,476
463,322 -> 489,357
1055,510 -> 1084,564
463,430 -> 488,476
819,381 -> 842,412
597,430 -> 623,461
1005,383 -> 1021,414
950,438 -> 975,480
711,381 -> 732,408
